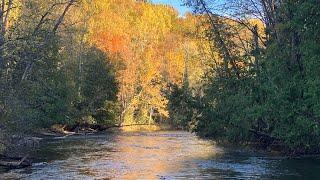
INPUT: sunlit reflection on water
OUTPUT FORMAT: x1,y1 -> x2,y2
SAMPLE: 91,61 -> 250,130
113,132 -> 222,179
1,131 -> 320,179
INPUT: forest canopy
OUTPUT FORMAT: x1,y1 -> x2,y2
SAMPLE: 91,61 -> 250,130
86,0 -> 209,125
180,0 -> 320,155
0,0 -> 208,150
0,0 -> 319,155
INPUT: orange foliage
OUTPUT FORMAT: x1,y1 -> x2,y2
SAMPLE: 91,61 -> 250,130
85,0 -> 206,123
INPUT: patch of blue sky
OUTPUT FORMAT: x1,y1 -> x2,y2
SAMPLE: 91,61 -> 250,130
151,0 -> 192,16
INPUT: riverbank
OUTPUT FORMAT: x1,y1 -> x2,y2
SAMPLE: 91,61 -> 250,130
1,130 -> 320,179
198,134 -> 320,158
51,123 -> 314,157
1,123 -> 173,154
1,121 -> 317,166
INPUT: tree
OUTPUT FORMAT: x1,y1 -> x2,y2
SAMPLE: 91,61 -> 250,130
0,0 -> 119,145
77,47 -> 118,126
186,0 -> 320,154
87,0 -> 206,125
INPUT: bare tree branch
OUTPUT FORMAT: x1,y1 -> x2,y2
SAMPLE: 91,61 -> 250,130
33,2 -> 68,35
52,0 -> 77,34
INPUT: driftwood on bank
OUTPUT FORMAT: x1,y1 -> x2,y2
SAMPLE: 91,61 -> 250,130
39,123 -> 162,139
0,155 -> 31,169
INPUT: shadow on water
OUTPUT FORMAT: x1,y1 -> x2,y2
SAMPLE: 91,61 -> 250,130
1,131 -> 320,179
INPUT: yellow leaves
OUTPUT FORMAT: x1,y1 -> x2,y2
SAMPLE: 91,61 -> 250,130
136,3 -> 177,44
83,0 -> 207,122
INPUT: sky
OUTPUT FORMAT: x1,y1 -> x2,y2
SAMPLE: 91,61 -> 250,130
151,0 -> 192,15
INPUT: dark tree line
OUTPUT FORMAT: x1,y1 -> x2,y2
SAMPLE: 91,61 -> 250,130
0,0 -> 119,150
167,0 -> 320,154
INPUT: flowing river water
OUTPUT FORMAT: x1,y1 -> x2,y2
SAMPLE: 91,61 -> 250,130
1,130 -> 320,179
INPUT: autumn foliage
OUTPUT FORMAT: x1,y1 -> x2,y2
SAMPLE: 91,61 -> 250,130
86,0 -> 205,124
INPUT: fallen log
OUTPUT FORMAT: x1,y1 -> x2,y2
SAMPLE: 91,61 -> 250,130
0,155 -> 31,169
40,129 -> 75,137
40,131 -> 61,137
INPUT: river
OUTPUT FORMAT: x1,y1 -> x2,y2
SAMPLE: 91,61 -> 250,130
1,131 -> 320,179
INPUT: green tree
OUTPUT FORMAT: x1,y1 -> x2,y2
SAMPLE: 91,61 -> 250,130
76,47 -> 119,126
187,0 -> 320,154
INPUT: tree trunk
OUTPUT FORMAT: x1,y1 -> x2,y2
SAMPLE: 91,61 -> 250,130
149,107 -> 153,125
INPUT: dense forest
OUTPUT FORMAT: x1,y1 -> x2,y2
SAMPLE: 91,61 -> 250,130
0,0 -> 319,156
180,0 -> 320,155
0,0 -> 120,151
